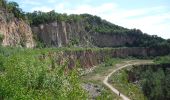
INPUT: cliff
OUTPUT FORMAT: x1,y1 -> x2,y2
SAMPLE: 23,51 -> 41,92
32,20 -> 92,47
0,2 -> 168,49
45,47 -> 170,68
0,8 -> 35,48
30,13 -> 165,48
31,20 -> 137,47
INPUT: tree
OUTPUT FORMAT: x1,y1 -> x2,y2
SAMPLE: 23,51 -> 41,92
0,33 -> 4,44
167,39 -> 170,44
6,1 -> 25,19
0,0 -> 7,8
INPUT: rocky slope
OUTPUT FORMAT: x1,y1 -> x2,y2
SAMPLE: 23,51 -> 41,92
0,1 -> 168,49
32,20 -> 137,47
30,13 -> 166,48
32,20 -> 92,47
31,19 -> 137,47
0,8 -> 34,48
48,47 -> 169,68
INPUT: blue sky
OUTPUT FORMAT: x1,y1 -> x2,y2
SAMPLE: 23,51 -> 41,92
9,0 -> 170,39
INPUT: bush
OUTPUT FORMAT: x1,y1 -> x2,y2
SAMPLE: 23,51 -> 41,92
0,54 -> 5,72
0,49 -> 87,99
154,56 -> 170,64
0,34 -> 4,44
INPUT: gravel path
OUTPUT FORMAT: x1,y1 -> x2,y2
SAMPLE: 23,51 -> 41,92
103,60 -> 153,100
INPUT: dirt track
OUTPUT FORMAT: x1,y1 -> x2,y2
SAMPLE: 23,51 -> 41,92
103,60 -> 153,100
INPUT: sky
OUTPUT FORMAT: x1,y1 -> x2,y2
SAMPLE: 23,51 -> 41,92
9,0 -> 170,39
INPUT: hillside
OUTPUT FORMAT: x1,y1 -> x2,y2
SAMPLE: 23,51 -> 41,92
0,0 -> 169,48
0,0 -> 34,48
108,56 -> 170,100
0,0 -> 170,100
28,11 -> 168,48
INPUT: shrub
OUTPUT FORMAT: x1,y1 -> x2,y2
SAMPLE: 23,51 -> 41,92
0,34 -> 4,44
0,49 -> 87,99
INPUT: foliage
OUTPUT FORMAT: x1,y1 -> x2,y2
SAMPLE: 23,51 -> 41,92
109,67 -> 146,100
1,0 -> 168,48
81,14 -> 127,33
25,11 -> 170,48
0,47 -> 87,99
7,1 -> 25,19
26,11 -> 82,25
95,83 -> 120,100
0,0 -> 7,8
127,64 -> 170,100
68,38 -> 80,47
0,54 -> 5,72
81,58 -> 123,99
1,0 -> 169,48
154,56 -> 170,64
84,58 -> 122,76
32,33 -> 46,48
0,0 -> 25,20
167,39 -> 170,43
0,34 -> 4,44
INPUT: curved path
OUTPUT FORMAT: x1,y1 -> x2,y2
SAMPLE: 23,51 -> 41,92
103,60 -> 152,100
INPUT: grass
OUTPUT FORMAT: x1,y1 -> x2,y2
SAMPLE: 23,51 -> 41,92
108,66 -> 147,100
0,47 -> 88,99
81,58 -> 122,81
0,46 -> 127,99
95,81 -> 121,100
81,58 -> 124,99
0,46 -> 148,99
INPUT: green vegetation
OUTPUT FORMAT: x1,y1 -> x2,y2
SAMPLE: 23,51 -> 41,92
26,11 -> 81,25
0,47 -> 87,99
0,0 -> 25,20
1,0 -> 170,99
125,64 -> 170,100
6,1 -> 25,19
0,47 -> 128,100
26,11 -> 170,48
109,57 -> 170,100
90,58 -> 122,75
93,82 -> 121,100
68,38 -> 80,47
108,66 -> 146,100
1,0 -> 170,48
82,58 -> 122,81
154,55 -> 170,64
0,34 -> 4,43
0,0 -> 7,8
81,58 -> 123,99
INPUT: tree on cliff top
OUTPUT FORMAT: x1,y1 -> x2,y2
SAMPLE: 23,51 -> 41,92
0,0 -> 7,8
0,0 -> 25,20
6,1 -> 25,19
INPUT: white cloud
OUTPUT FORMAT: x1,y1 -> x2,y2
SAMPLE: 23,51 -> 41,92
59,3 -> 169,39
48,0 -> 57,3
121,13 -> 170,38
31,6 -> 53,12
20,0 -> 41,6
55,3 -> 117,15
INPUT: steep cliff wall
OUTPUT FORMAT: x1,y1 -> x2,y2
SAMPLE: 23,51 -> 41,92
32,21 -> 138,47
91,33 -> 137,47
0,8 -> 35,48
45,47 -> 169,68
32,20 -> 93,47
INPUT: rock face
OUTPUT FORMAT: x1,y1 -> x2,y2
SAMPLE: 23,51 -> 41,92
32,20 -> 93,47
0,8 -> 35,48
48,47 -> 169,68
32,20 -> 138,47
91,33 -> 136,47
